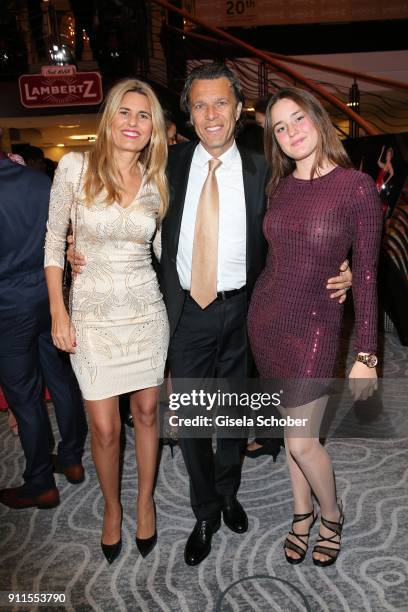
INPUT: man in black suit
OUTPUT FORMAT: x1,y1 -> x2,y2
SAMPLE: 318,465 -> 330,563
160,64 -> 351,565
159,64 -> 268,565
0,153 -> 87,510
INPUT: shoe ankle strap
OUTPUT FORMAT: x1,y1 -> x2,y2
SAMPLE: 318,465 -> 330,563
292,509 -> 314,523
320,514 -> 343,537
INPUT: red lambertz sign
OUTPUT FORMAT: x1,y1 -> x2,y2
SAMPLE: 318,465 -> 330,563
19,70 -> 103,109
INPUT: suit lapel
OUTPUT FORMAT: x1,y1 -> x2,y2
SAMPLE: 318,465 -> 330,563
167,141 -> 198,257
238,145 -> 259,278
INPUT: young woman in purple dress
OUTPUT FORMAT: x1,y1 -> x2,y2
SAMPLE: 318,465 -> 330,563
247,87 -> 383,566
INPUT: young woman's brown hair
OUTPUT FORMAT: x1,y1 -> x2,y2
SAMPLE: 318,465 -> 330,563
264,87 -> 352,198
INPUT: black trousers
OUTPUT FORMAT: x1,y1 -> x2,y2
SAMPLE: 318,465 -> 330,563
0,297 -> 87,495
167,292 -> 248,521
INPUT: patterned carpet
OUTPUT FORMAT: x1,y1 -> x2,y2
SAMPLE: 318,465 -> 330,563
0,328 -> 407,612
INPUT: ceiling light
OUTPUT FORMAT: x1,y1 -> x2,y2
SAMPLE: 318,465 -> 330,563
48,44 -> 75,66
69,134 -> 97,141
58,124 -> 80,129
57,143 -> 65,147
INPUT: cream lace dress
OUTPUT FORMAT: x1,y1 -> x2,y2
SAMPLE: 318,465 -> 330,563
44,151 -> 169,400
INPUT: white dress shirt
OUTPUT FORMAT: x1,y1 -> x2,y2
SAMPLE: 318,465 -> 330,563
176,141 -> 247,292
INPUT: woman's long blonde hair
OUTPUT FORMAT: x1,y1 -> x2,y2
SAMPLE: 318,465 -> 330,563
264,87 -> 352,198
83,78 -> 168,222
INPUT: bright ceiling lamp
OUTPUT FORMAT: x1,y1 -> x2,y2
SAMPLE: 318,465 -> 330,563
69,134 -> 97,141
48,44 -> 75,66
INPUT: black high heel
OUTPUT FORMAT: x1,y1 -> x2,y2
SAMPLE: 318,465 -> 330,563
136,501 -> 157,558
244,438 -> 282,462
101,506 -> 122,564
161,410 -> 178,458
284,508 -> 317,564
101,539 -> 122,564
160,437 -> 178,458
312,501 -> 344,567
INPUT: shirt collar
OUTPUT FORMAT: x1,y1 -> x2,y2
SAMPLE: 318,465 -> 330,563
195,140 -> 239,170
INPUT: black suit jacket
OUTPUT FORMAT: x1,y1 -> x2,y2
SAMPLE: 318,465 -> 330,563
159,140 -> 268,336
0,159 -> 51,313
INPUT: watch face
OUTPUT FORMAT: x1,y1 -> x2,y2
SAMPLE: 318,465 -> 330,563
367,354 -> 378,368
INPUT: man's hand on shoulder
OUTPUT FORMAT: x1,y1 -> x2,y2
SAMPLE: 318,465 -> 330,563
326,259 -> 352,304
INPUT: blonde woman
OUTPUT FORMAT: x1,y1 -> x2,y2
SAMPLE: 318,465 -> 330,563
44,79 -> 169,563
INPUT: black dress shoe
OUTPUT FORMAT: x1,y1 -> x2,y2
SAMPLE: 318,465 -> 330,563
0,486 -> 59,509
101,539 -> 122,564
122,412 -> 134,428
244,438 -> 283,461
50,455 -> 85,484
63,464 -> 85,484
221,496 -> 248,533
184,518 -> 221,566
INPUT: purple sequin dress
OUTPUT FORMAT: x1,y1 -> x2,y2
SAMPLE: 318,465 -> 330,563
247,167 -> 383,385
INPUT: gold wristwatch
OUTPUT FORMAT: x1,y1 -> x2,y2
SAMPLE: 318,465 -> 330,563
356,353 -> 378,368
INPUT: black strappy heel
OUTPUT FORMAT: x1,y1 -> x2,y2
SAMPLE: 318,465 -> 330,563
312,502 -> 344,567
284,509 -> 317,565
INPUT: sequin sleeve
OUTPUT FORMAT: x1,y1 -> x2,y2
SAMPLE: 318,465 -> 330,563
350,173 -> 383,354
44,152 -> 81,270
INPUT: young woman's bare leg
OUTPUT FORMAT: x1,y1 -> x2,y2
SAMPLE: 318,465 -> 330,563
283,396 -> 341,563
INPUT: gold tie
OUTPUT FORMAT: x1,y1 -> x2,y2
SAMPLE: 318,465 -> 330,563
190,158 -> 222,308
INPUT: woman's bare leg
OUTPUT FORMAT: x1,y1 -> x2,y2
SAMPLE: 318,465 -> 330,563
86,397 -> 122,545
283,433 -> 315,560
130,386 -> 159,539
283,396 -> 340,562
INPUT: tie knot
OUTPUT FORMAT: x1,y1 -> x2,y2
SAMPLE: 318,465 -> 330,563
208,158 -> 222,173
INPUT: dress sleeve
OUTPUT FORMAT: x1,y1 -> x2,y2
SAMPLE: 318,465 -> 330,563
350,173 -> 383,354
44,153 -> 77,270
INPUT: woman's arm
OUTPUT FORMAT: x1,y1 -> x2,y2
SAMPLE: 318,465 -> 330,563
348,174 -> 383,392
44,153 -> 77,353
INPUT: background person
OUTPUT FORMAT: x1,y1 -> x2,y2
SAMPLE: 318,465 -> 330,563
376,145 -> 395,193
254,95 -> 269,128
21,145 -> 46,174
0,147 -> 87,511
236,95 -> 269,153
164,110 -> 189,146
376,145 -> 395,217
